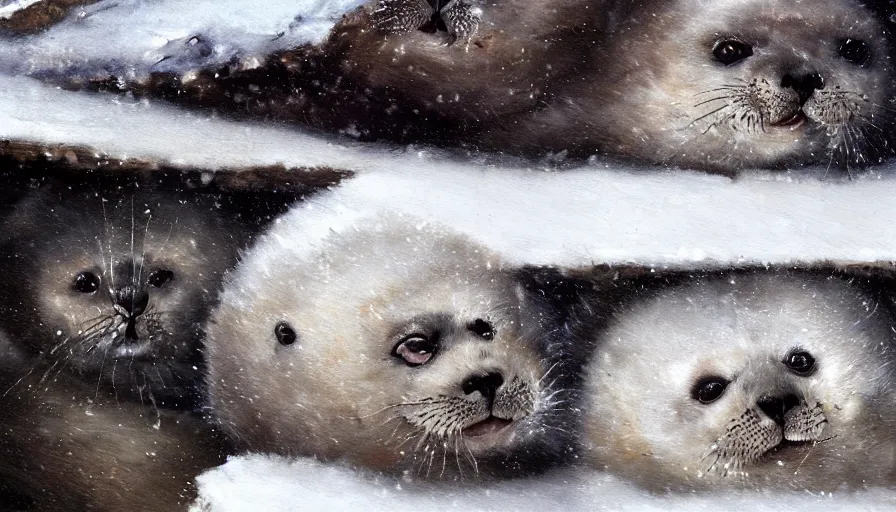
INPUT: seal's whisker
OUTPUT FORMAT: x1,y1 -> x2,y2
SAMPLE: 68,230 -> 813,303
537,361 -> 561,385
693,96 -> 734,108
692,104 -> 734,126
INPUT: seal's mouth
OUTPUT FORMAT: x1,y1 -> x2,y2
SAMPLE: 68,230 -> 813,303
112,340 -> 153,358
98,326 -> 155,358
770,438 -> 821,453
462,416 -> 513,438
770,111 -> 808,129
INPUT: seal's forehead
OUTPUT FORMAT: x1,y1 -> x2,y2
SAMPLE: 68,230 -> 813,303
677,0 -> 881,42
607,275 -> 878,355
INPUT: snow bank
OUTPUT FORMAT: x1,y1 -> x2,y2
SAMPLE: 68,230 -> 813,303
0,0 -> 364,78
3,74 -> 896,268
0,0 -> 42,20
192,455 -> 896,512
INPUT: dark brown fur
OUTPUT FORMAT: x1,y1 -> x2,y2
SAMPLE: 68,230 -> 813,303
101,1 -> 607,146
0,339 -> 225,511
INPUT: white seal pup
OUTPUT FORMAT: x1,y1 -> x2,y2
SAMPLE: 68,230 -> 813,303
205,208 -> 576,478
0,182 -> 245,409
584,272 -> 896,491
488,0 -> 894,172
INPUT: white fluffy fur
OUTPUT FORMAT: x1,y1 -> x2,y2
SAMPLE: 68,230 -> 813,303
585,273 -> 896,490
2,2 -> 896,507
204,198 -> 565,475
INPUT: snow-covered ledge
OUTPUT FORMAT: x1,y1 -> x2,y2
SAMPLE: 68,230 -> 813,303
191,455 -> 896,512
3,74 -> 896,269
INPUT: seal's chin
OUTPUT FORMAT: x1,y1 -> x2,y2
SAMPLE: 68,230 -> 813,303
111,340 -> 153,358
760,439 -> 817,464
769,111 -> 808,130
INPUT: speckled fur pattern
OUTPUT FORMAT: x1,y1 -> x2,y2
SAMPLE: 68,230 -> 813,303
132,0 -> 606,146
0,331 -> 225,511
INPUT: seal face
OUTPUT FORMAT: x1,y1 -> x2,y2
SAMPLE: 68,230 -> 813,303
497,0 -> 894,171
584,272 -> 896,490
206,215 -> 571,477
0,186 -> 241,408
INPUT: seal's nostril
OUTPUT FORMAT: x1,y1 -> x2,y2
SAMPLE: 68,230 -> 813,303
781,71 -> 824,104
757,394 -> 801,426
115,286 -> 149,318
462,372 -> 504,401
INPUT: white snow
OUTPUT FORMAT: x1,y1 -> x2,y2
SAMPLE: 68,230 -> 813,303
0,0 -> 365,78
192,456 -> 896,512
2,74 -> 896,268
0,0 -> 42,19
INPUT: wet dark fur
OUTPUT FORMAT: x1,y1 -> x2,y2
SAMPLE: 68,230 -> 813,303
571,262 -> 896,334
0,338 -> 225,511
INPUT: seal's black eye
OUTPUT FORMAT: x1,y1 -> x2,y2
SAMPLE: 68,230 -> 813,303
838,38 -> 870,66
784,350 -> 816,376
147,269 -> 175,288
712,39 -> 753,66
275,322 -> 297,346
467,318 -> 494,340
692,377 -> 729,404
72,271 -> 100,294
392,334 -> 438,367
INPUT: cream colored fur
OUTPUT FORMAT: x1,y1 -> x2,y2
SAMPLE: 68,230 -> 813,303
585,272 -> 896,491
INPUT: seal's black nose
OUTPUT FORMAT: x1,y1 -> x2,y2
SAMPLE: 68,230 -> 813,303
462,372 -> 504,402
781,72 -> 825,105
757,394 -> 801,426
115,287 -> 149,318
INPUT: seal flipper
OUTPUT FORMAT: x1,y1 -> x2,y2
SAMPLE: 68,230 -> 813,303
371,0 -> 433,34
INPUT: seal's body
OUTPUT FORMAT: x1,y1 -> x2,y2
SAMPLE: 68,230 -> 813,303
0,331 -> 225,511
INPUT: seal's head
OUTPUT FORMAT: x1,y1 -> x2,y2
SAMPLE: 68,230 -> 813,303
511,0 -> 894,172
585,272 -> 896,490
206,214 -> 570,478
0,186 -> 241,408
